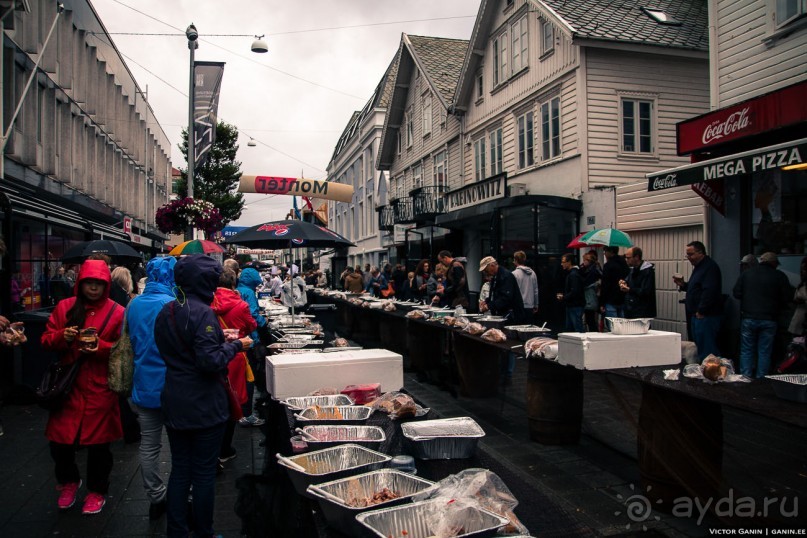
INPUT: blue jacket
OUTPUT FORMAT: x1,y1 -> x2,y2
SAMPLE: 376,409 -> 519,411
155,255 -> 243,430
129,257 -> 176,409
237,267 -> 267,340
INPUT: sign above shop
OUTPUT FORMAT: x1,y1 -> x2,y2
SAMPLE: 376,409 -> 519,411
677,80 -> 807,155
445,173 -> 506,213
647,138 -> 807,192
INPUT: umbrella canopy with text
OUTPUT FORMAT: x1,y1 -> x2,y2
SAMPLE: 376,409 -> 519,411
224,220 -> 355,250
579,228 -> 633,248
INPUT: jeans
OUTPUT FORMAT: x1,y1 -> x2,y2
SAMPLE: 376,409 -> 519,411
50,442 -> 113,494
565,306 -> 585,332
132,404 -> 167,504
691,315 -> 721,360
740,318 -> 777,378
166,423 -> 226,538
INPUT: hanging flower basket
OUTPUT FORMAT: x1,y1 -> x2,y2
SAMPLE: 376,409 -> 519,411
156,197 -> 224,238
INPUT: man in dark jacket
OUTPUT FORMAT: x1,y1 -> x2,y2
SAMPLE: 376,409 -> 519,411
673,241 -> 723,359
558,253 -> 585,332
733,252 -> 792,378
620,247 -> 657,319
600,246 -> 630,321
479,256 -> 526,323
154,255 -> 252,538
437,250 -> 470,308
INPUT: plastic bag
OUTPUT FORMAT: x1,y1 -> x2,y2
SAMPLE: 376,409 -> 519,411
307,387 -> 339,396
481,328 -> 507,342
682,354 -> 750,384
464,322 -> 485,335
524,337 -> 558,359
413,468 -> 528,536
330,333 -> 349,347
369,391 -> 419,419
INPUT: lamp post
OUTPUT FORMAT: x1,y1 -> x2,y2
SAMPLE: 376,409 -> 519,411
185,23 -> 198,240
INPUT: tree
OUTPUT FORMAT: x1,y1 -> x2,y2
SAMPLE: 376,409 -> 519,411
176,121 -> 246,225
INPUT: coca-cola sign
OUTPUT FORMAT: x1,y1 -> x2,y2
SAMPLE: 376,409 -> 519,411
677,80 -> 807,155
702,108 -> 750,145
652,174 -> 678,191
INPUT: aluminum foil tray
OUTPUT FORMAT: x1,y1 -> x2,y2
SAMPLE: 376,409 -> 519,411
401,417 -> 485,460
295,405 -> 373,426
302,425 -> 386,450
283,395 -> 354,410
355,499 -> 509,538
606,317 -> 652,335
766,374 -> 807,403
278,334 -> 318,341
276,444 -> 392,499
307,469 -> 435,533
269,340 -> 324,349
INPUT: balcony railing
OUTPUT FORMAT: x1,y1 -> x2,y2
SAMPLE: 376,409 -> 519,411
391,198 -> 414,224
411,185 -> 446,222
377,205 -> 395,231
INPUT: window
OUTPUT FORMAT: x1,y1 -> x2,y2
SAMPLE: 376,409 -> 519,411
396,175 -> 405,199
511,15 -> 529,73
37,85 -> 45,144
541,19 -> 554,55
541,97 -> 561,160
517,111 -> 534,168
476,72 -> 484,100
489,128 -> 503,175
493,31 -> 508,86
406,107 -> 413,148
367,194 -> 374,234
413,163 -> 422,189
396,130 -> 401,155
433,151 -> 446,189
776,0 -> 807,27
621,97 -> 653,154
473,137 -> 487,181
422,94 -> 432,137
358,200 -> 364,237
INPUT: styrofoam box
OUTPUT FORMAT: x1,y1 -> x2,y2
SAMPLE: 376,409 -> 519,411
266,349 -> 403,400
557,330 -> 681,370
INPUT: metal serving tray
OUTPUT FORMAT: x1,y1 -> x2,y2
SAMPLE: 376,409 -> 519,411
269,340 -> 324,350
306,469 -> 435,533
276,444 -> 392,499
283,394 -> 354,411
301,425 -> 386,450
401,417 -> 485,460
606,317 -> 652,335
766,374 -> 807,403
355,499 -> 509,538
295,405 -> 373,426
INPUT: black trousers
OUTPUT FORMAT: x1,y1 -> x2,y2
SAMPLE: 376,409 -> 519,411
49,441 -> 113,494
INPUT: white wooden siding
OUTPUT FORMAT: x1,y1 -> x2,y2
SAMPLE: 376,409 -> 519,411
616,181 -> 704,231
716,0 -> 807,106
586,50 -> 709,187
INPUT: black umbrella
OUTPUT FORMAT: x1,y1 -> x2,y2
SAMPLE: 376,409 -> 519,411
61,239 -> 142,264
224,220 -> 355,249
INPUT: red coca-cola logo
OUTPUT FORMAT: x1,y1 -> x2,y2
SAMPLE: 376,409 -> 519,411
702,108 -> 750,145
652,173 -> 678,190
256,224 -> 289,236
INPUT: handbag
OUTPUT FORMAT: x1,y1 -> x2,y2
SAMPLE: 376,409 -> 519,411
170,303 -> 243,421
108,305 -> 134,395
380,282 -> 395,298
36,304 -> 118,411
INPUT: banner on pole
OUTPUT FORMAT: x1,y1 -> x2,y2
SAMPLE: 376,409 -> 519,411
193,61 -> 225,169
239,175 -> 354,203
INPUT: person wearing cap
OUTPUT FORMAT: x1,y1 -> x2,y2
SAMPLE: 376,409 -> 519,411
732,251 -> 792,378
479,256 -> 526,323
739,254 -> 758,273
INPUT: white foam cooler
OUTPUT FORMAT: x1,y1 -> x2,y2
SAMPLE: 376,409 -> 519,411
557,330 -> 681,370
266,348 -> 403,400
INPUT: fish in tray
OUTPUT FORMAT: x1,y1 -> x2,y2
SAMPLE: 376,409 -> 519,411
294,405 -> 373,425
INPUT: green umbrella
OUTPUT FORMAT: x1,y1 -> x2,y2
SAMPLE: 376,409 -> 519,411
580,228 -> 633,248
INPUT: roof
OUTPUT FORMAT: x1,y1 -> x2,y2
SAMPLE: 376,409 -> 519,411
329,52 -> 400,164
406,34 -> 469,106
538,0 -> 708,51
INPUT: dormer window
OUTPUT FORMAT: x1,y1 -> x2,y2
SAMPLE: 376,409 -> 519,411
641,7 -> 682,25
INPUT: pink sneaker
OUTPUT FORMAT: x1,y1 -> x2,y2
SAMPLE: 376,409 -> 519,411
81,492 -> 106,515
56,479 -> 82,510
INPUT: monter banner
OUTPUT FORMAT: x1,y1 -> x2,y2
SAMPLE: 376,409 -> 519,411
193,61 -> 225,169
239,175 -> 354,203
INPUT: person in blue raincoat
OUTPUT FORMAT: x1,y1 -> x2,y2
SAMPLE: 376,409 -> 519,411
235,267 -> 267,425
127,256 -> 176,521
154,255 -> 252,538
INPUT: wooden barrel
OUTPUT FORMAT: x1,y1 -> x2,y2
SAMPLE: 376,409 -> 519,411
526,357 -> 583,445
638,385 -> 723,507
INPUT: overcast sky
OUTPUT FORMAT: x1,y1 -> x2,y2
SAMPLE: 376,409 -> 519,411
90,0 -> 477,227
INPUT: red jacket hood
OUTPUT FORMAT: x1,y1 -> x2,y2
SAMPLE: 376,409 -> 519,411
74,260 -> 112,302
211,287 -> 245,316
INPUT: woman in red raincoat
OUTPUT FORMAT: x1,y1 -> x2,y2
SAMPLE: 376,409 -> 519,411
211,268 -> 257,465
41,260 -> 124,515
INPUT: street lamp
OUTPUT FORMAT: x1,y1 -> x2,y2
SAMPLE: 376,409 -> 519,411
186,23 -> 198,202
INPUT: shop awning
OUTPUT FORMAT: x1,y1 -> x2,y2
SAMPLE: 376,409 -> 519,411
0,185 -> 87,231
435,194 -> 581,227
647,137 -> 807,192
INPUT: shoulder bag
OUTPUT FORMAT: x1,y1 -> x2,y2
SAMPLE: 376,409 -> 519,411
37,304 -> 118,411
108,305 -> 134,395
